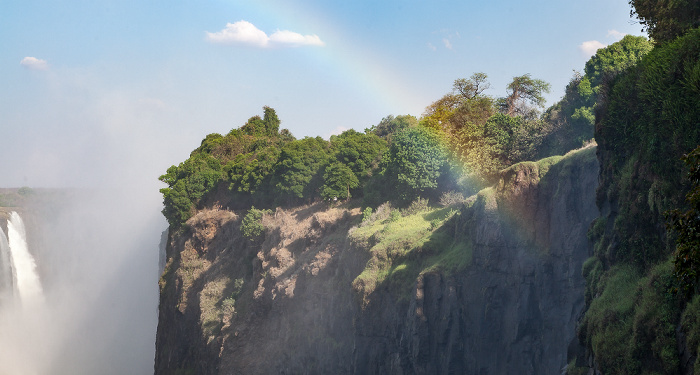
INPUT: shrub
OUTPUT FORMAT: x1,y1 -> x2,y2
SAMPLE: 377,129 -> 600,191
438,190 -> 465,207
371,202 -> 393,222
402,197 -> 430,216
362,207 -> 373,222
241,207 -> 266,240
386,209 -> 401,223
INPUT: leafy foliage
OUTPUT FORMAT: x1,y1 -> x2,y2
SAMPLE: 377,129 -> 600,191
378,126 -> 448,205
667,146 -> 700,296
329,129 -> 387,186
159,153 -> 224,227
498,73 -> 551,118
370,115 -> 419,140
581,28 -> 700,374
240,106 -> 281,137
585,35 -> 654,88
271,136 -> 331,205
542,35 -> 653,155
241,207 -> 267,240
629,0 -> 700,43
594,28 -> 700,269
422,72 -> 552,185
321,161 -> 359,201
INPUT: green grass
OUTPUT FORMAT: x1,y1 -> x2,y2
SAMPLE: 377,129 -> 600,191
349,205 -> 471,303
581,262 -> 680,374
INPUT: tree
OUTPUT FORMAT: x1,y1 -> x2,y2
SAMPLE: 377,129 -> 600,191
262,106 -> 281,135
321,162 -> 359,201
271,136 -> 331,204
499,74 -> 551,118
159,153 -> 224,227
240,106 -> 281,137
381,126 -> 448,204
585,35 -> 654,88
329,129 -> 387,185
371,115 -> 419,140
226,146 -> 281,195
538,35 -> 653,156
629,0 -> 700,43
422,73 -> 496,134
453,72 -> 491,100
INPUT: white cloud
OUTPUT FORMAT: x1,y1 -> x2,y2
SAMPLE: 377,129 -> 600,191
427,42 -> 437,51
578,40 -> 606,57
269,30 -> 324,47
607,29 -> 627,40
20,57 -> 48,70
206,20 -> 324,48
442,38 -> 453,50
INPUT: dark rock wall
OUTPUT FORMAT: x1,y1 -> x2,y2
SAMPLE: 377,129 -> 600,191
155,147 -> 599,374
352,147 -> 599,375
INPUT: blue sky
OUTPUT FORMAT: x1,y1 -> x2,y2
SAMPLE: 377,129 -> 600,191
1,0 -> 645,189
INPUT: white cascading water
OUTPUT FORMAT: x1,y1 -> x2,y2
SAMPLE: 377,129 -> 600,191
6,212 -> 44,306
0,226 -> 15,305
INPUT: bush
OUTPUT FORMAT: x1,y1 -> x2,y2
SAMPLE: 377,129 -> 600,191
402,197 -> 430,216
371,202 -> 393,222
241,207 -> 266,240
386,209 -> 401,223
438,191 -> 465,207
362,207 -> 373,222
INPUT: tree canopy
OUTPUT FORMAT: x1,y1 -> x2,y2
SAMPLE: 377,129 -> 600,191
629,0 -> 700,43
380,126 -> 448,204
499,74 -> 551,118
541,35 -> 652,155
422,72 -> 551,185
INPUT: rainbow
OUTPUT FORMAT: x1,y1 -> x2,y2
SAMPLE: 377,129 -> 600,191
221,1 -> 429,116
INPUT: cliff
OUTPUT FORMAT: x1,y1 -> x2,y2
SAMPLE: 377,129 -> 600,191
573,28 -> 700,374
154,145 -> 599,374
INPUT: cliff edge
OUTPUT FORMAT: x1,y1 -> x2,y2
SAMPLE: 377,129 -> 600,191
154,145 -> 599,374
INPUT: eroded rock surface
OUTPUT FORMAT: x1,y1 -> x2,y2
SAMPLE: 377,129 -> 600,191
155,146 -> 599,374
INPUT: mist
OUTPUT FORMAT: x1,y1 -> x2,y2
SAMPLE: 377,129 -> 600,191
0,65 -> 199,373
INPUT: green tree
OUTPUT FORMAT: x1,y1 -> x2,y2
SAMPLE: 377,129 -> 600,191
271,136 -> 331,204
540,36 -> 653,156
499,74 -> 551,118
262,105 -> 281,135
371,115 -> 419,140
241,207 -> 266,240
381,126 -> 448,204
585,35 -> 654,88
321,161 -> 359,201
160,180 -> 192,228
159,153 -> 224,227
329,129 -> 387,186
226,146 -> 281,195
629,0 -> 700,43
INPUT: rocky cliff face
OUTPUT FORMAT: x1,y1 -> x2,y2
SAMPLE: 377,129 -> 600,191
154,146 -> 599,374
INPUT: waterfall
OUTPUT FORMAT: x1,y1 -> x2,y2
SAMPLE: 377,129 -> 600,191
6,212 -> 44,306
0,226 -> 15,306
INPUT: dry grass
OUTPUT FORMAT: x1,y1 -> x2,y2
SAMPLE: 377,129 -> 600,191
200,277 -> 231,342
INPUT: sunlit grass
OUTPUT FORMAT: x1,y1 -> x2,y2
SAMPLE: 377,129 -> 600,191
349,204 -> 467,303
